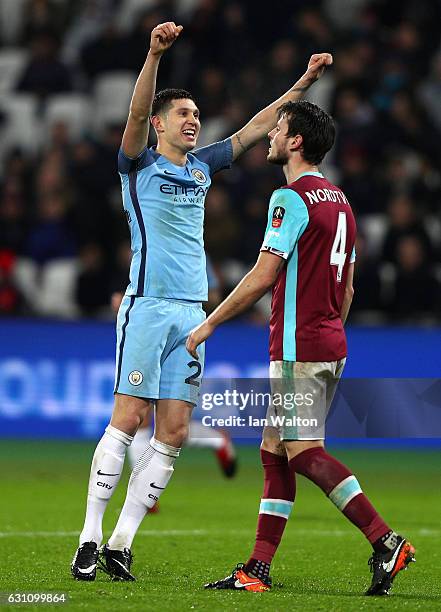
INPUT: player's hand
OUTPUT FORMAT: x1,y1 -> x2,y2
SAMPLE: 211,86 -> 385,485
111,291 -> 124,315
150,22 -> 183,56
304,53 -> 333,82
186,321 -> 215,359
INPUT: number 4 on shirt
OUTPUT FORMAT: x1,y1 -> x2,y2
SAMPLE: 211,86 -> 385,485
330,211 -> 347,282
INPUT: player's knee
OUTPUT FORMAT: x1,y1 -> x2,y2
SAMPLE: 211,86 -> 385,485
158,423 -> 188,448
261,427 -> 284,457
172,423 -> 189,447
111,399 -> 149,436
284,440 -> 324,463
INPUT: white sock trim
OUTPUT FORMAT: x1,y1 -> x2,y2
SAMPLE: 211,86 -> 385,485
105,425 -> 133,446
382,531 -> 399,550
150,437 -> 180,458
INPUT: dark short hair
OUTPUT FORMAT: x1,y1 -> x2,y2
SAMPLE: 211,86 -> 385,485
277,100 -> 335,165
151,88 -> 196,117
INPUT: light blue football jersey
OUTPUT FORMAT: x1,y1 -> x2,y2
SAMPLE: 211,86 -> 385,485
118,139 -> 233,301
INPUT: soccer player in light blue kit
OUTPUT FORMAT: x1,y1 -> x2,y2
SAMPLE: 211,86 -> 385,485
71,21 -> 332,581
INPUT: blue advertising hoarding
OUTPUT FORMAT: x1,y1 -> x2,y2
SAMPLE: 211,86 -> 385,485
0,318 -> 440,440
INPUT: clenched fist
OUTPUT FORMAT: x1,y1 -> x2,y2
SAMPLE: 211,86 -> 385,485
150,21 -> 183,56
304,53 -> 333,82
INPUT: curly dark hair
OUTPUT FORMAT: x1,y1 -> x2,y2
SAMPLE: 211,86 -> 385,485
277,100 -> 335,165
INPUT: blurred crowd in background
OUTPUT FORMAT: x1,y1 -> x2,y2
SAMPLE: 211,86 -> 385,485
1,0 -> 441,324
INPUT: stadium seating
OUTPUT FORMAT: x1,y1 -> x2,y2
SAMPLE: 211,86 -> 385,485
45,94 -> 92,141
37,259 -> 79,317
360,214 -> 388,257
0,94 -> 41,155
116,0 -> 159,31
0,48 -> 28,96
93,71 -> 137,132
13,257 -> 40,307
197,116 -> 230,148
14,257 -> 79,318
0,0 -> 28,45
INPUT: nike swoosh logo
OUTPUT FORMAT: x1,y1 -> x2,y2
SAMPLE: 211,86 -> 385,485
382,541 -> 405,572
112,558 -> 131,575
234,579 -> 261,589
150,482 -> 165,490
97,470 -> 120,476
77,564 -> 96,573
164,170 -> 176,175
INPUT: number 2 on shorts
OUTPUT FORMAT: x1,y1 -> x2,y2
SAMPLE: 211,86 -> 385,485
185,360 -> 202,387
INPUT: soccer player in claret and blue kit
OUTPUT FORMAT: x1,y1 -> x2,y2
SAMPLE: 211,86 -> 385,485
70,21 -> 333,581
187,101 -> 416,596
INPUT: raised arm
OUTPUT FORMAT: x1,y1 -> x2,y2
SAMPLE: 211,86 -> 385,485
340,262 -> 355,325
121,22 -> 183,158
230,53 -> 333,160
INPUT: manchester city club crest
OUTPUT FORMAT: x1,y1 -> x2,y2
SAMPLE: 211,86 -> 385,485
128,370 -> 143,386
191,168 -> 207,184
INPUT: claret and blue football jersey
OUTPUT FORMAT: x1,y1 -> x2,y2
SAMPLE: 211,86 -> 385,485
118,139 -> 233,301
261,172 -> 357,363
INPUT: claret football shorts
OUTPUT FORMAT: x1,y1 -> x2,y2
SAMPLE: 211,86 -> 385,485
266,359 -> 346,441
114,296 -> 205,405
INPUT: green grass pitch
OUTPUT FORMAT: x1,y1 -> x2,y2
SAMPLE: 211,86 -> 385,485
0,441 -> 440,611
